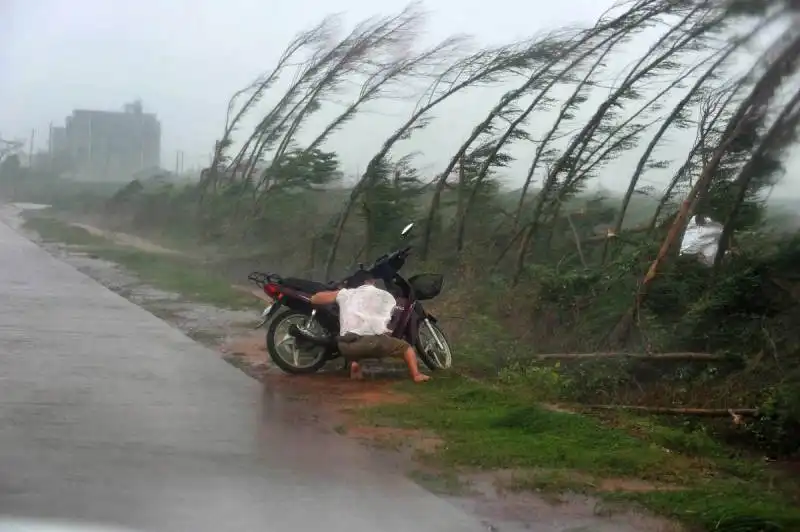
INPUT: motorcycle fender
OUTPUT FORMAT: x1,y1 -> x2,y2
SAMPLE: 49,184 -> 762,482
413,304 -> 438,322
265,300 -> 283,319
255,300 -> 283,328
407,303 -> 429,345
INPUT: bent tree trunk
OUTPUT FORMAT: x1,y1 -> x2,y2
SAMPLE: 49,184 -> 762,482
647,87 -> 741,232
419,0 -> 672,259
512,5 -> 718,284
512,38 -> 618,232
322,40 -> 521,277
616,31 -> 800,345
451,4 -> 688,255
712,86 -> 800,270
603,44 -> 741,263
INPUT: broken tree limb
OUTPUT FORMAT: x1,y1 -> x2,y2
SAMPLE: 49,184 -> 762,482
581,405 -> 758,417
532,352 -> 727,361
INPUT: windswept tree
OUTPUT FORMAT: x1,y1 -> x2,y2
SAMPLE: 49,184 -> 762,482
256,148 -> 342,195
603,11 -> 786,262
238,7 -> 426,193
420,0 -> 675,260
359,155 -> 423,257
712,85 -> 800,269
202,4 -> 442,226
541,52 -> 731,253
0,138 -> 24,164
0,138 -> 26,185
510,36 -> 618,233
264,5 -> 427,175
200,16 -> 337,201
450,136 -> 512,252
511,0 -> 734,284
618,25 -> 800,344
304,36 -> 452,152
647,85 -> 742,231
322,35 -> 538,277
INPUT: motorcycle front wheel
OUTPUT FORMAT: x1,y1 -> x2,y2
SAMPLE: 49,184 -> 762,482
415,319 -> 453,371
266,309 -> 330,374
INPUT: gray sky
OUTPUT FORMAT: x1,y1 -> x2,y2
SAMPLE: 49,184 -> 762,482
0,0 -> 612,167
1,0 -> 798,198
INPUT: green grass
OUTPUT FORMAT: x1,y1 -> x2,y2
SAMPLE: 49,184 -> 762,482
361,375 -> 800,530
23,216 -> 258,310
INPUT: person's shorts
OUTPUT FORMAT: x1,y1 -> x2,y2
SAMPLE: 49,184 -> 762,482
338,333 -> 409,360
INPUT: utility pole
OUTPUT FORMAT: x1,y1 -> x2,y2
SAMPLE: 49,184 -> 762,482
28,129 -> 35,167
88,115 -> 94,179
48,122 -> 54,172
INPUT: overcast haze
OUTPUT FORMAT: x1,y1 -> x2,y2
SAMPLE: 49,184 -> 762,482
2,0 -> 799,198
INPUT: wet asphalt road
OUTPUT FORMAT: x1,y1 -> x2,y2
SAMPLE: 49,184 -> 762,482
0,219 -> 490,531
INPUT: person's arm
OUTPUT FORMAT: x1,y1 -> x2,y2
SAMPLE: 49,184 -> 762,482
310,290 -> 340,306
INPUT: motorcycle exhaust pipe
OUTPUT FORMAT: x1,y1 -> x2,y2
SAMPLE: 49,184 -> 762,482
287,324 -> 336,348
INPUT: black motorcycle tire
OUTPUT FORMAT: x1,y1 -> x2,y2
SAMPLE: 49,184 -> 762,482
266,309 -> 329,375
414,319 -> 453,371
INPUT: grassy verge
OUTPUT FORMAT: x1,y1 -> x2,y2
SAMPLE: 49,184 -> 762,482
23,216 -> 258,310
361,376 -> 800,531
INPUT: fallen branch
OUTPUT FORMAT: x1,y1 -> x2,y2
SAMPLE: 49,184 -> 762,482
584,225 -> 650,243
532,352 -> 726,361
581,405 -> 758,417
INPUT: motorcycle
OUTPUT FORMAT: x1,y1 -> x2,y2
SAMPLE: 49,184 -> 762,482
246,222 -> 453,375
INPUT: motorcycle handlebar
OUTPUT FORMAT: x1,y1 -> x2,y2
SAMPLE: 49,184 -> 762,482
363,245 -> 411,275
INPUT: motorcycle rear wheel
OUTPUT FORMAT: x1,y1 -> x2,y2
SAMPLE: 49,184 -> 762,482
266,309 -> 330,374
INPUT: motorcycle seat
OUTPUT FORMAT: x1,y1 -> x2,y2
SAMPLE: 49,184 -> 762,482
280,277 -> 331,294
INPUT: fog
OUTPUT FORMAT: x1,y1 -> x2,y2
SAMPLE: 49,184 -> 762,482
1,0 -> 799,198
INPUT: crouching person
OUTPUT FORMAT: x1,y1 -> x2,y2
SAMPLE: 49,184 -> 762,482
309,271 -> 430,383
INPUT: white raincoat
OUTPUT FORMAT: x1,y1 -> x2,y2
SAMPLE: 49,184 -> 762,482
679,215 -> 724,266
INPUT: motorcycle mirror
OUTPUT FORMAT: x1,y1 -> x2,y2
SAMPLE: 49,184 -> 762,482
401,222 -> 414,236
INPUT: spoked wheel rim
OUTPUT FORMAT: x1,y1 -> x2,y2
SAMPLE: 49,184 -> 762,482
418,320 -> 452,369
272,314 -> 328,370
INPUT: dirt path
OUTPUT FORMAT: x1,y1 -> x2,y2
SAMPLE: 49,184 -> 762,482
69,222 -> 187,256
65,220 -> 272,305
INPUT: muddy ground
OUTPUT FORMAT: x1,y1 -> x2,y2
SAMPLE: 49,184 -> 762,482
2,203 -> 681,532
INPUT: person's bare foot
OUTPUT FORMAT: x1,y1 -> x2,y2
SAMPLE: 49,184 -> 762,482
413,374 -> 430,383
350,361 -> 364,381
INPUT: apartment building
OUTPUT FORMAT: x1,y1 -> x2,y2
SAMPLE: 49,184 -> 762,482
51,100 -> 161,180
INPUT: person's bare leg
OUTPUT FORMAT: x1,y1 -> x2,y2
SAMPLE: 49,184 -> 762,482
350,361 -> 364,381
403,346 -> 430,383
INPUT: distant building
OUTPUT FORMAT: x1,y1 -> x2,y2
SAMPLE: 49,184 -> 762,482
49,126 -> 67,154
50,100 -> 161,180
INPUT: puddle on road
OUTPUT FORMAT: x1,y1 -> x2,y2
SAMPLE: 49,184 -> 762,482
0,202 -> 50,230
56,246 -> 256,347
7,220 -> 258,359
454,473 -> 682,532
